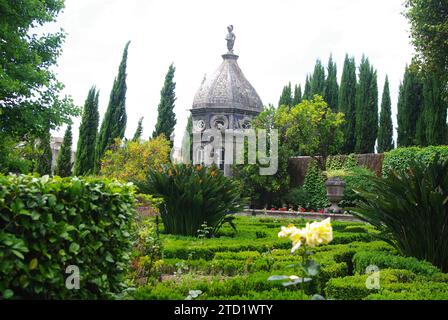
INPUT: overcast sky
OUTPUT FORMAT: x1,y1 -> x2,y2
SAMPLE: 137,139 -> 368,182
51,0 -> 414,148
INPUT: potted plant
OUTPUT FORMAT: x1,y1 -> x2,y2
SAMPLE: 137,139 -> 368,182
323,169 -> 349,214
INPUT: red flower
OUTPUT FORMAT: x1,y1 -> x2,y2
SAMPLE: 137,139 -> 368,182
319,209 -> 325,214
271,208 -> 276,211
300,207 -> 306,213
280,208 -> 286,211
310,210 -> 315,213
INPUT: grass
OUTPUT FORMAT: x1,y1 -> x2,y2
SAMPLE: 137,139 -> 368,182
129,215 -> 448,300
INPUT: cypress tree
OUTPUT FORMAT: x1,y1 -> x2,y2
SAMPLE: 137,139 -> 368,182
74,86 -> 99,176
355,56 -> 378,154
293,84 -> 302,106
377,76 -> 394,152
153,63 -> 177,140
311,59 -> 325,97
396,65 -> 423,147
181,115 -> 193,163
35,129 -> 53,175
133,117 -> 144,141
338,55 -> 357,154
55,125 -> 73,177
324,54 -> 339,111
278,82 -> 292,107
423,73 -> 447,145
303,75 -> 312,100
95,41 -> 130,172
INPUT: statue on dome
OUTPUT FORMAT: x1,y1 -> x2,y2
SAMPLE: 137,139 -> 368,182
225,25 -> 236,53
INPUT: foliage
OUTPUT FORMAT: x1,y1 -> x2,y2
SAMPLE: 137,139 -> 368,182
301,161 -> 328,211
278,82 -> 292,107
339,166 -> 375,208
310,59 -> 325,97
404,0 -> 448,92
146,164 -> 248,236
74,87 -> 99,176
100,135 -> 171,187
0,135 -> 33,174
355,56 -> 378,154
278,95 -> 345,170
95,41 -> 130,173
0,0 -> 79,140
132,117 -> 144,141
397,65 -> 423,147
324,54 -> 339,112
377,76 -> 394,152
55,124 -> 73,177
293,84 -> 302,106
0,174 -> 137,299
153,64 -> 177,140
338,55 -> 357,154
302,75 -> 312,100
382,145 -> 448,176
34,130 -> 53,176
353,157 -> 448,272
180,115 -> 193,164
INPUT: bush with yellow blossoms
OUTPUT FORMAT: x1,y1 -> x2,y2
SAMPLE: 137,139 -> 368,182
268,218 -> 333,299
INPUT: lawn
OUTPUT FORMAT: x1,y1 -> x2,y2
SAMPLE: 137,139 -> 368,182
130,215 -> 448,300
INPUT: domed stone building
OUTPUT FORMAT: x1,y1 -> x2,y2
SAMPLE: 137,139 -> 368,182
190,26 -> 263,176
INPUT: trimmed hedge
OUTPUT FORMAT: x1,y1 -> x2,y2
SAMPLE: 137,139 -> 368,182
382,146 -> 448,176
353,251 -> 440,276
0,174 -> 137,299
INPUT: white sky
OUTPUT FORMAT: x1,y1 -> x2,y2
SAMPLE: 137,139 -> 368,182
50,0 -> 414,148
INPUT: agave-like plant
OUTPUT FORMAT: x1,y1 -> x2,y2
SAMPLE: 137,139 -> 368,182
144,163 -> 248,236
353,157 -> 448,272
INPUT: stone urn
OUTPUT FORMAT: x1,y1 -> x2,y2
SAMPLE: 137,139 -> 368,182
325,177 -> 346,214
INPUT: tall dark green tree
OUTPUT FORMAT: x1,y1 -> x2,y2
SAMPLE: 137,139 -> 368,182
95,41 -> 130,172
278,82 -> 293,107
133,117 -> 144,141
55,124 -> 73,177
377,76 -> 394,152
303,75 -> 312,100
181,115 -> 193,163
397,65 -> 423,147
74,86 -> 99,176
311,59 -> 325,97
423,73 -> 447,145
355,56 -> 378,154
324,54 -> 339,111
153,64 -> 177,140
293,84 -> 302,106
338,55 -> 357,154
35,129 -> 53,176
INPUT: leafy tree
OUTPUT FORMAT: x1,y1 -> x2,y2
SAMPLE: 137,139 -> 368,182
355,56 -> 378,154
377,76 -> 394,152
303,75 -> 312,100
74,86 -> 99,176
0,0 -> 79,140
405,0 -> 448,93
100,135 -> 171,187
55,125 -> 73,177
324,54 -> 339,112
278,95 -> 345,170
338,55 -> 357,154
310,60 -> 325,97
153,64 -> 177,140
293,84 -> 302,106
278,82 -> 293,107
96,41 -> 130,172
133,117 -> 144,141
397,65 -> 423,147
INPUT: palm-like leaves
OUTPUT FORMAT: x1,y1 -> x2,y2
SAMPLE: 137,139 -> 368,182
353,157 -> 448,272
146,164 -> 247,236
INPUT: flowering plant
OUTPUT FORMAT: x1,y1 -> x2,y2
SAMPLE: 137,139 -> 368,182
268,218 -> 333,299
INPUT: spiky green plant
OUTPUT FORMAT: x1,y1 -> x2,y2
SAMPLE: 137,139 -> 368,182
145,164 -> 248,236
353,157 -> 448,272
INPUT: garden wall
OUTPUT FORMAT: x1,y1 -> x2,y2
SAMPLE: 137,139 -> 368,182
288,153 -> 384,187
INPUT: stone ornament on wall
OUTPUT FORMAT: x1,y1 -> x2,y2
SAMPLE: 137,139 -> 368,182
194,119 -> 206,132
238,117 -> 252,129
210,115 -> 229,131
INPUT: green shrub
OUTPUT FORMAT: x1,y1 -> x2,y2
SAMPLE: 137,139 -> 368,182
365,283 -> 448,300
353,251 -> 440,276
301,161 -> 328,210
353,157 -> 448,272
382,146 -> 448,176
340,166 -> 376,208
0,174 -> 136,299
145,164 -> 248,236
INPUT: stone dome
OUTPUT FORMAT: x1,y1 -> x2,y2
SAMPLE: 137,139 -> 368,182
192,53 -> 263,112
